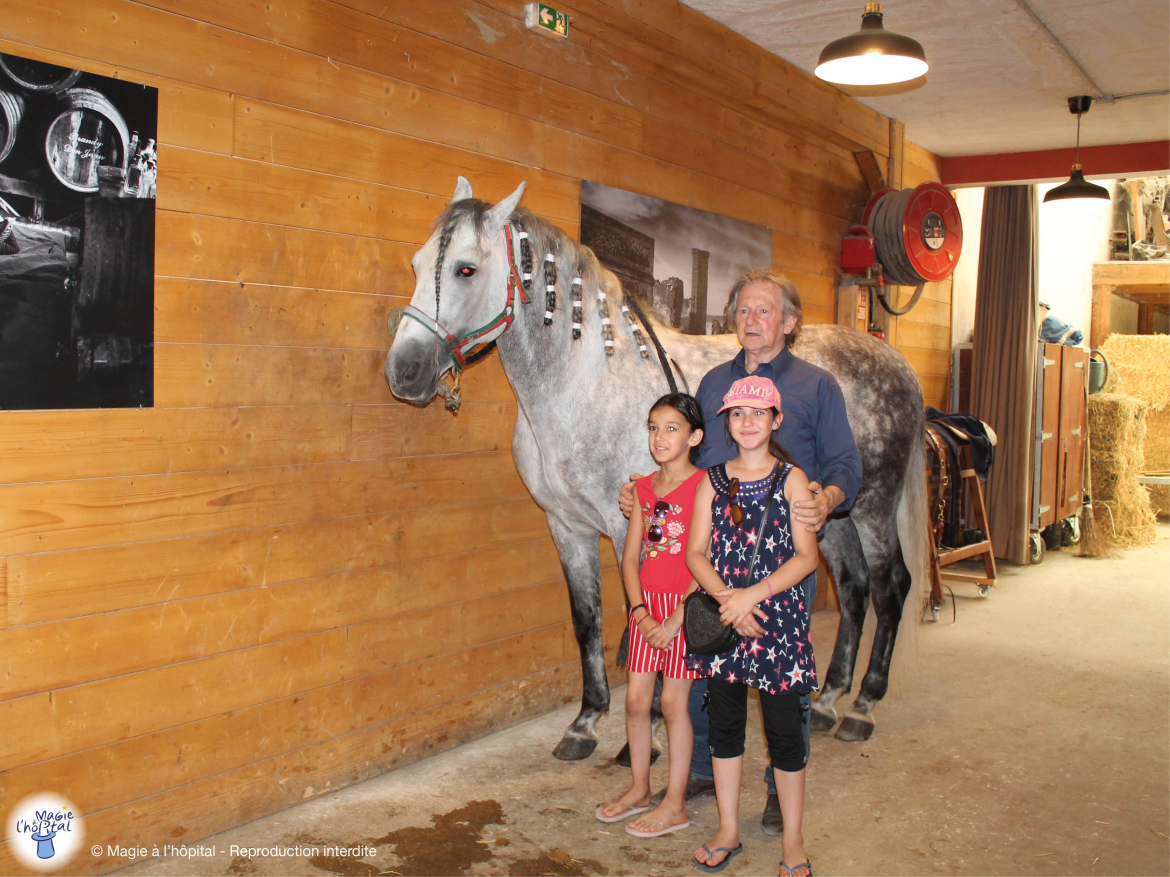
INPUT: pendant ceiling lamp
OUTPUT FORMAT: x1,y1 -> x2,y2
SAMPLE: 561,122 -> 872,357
815,2 -> 928,86
1043,96 -> 1110,203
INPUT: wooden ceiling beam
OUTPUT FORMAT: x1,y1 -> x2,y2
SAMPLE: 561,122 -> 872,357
942,140 -> 1169,187
853,150 -> 887,194
1111,286 -> 1170,305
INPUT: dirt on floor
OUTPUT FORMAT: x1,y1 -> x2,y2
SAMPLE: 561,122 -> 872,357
122,524 -> 1170,877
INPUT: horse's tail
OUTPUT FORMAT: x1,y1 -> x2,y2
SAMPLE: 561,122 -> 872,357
892,408 -> 930,675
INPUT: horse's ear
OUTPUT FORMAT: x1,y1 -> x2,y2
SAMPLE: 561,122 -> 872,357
452,176 -> 473,203
483,181 -> 526,237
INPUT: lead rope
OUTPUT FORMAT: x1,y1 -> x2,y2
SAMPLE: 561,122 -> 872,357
621,292 -> 678,394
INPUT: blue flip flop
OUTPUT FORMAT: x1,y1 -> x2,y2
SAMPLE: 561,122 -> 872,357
695,843 -> 743,873
779,860 -> 813,877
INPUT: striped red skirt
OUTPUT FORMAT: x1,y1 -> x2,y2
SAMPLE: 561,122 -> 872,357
627,591 -> 702,679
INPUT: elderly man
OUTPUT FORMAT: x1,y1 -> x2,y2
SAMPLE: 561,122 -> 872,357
619,269 -> 862,835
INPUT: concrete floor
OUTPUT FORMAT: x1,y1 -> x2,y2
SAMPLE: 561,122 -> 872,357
124,523 -> 1170,877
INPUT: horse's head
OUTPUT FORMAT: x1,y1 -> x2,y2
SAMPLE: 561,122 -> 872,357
385,176 -> 526,408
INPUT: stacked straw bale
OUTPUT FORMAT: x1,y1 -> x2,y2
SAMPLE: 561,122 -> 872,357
1080,393 -> 1159,556
1099,334 -> 1169,514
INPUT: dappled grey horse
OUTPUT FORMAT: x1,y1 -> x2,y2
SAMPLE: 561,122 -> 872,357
385,178 -> 928,757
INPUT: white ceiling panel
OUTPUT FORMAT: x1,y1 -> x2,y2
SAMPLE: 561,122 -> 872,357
682,0 -> 1169,157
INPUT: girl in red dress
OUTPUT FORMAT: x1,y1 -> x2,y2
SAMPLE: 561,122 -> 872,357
595,393 -> 705,839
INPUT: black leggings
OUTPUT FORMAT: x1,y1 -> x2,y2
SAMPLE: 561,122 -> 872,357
707,677 -> 810,773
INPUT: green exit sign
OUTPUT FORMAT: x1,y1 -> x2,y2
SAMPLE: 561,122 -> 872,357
525,3 -> 569,38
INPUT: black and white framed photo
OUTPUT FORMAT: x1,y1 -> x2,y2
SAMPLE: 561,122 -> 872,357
0,52 -> 157,409
580,181 -> 772,335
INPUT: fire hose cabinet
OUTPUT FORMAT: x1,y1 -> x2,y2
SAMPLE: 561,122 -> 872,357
841,226 -> 876,274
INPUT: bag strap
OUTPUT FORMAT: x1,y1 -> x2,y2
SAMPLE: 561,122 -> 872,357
744,462 -> 790,586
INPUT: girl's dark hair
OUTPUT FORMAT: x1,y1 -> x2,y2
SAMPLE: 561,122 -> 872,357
723,406 -> 795,466
649,393 -> 705,464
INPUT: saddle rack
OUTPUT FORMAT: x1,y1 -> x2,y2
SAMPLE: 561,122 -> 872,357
924,421 -> 998,622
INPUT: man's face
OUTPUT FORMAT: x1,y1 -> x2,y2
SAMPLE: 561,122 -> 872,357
735,281 -> 797,357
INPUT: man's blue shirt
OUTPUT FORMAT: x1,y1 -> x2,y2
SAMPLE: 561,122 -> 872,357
694,345 -> 862,512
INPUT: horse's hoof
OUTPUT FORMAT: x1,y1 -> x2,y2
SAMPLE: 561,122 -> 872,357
614,741 -> 661,767
835,712 -> 876,742
809,703 -> 838,734
553,734 -> 599,761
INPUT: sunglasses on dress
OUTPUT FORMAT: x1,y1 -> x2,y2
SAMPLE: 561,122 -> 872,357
646,499 -> 671,543
728,478 -> 743,527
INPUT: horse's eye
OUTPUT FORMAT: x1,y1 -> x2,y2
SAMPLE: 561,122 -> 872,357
458,266 -> 476,277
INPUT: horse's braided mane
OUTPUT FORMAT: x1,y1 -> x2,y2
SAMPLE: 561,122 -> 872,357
434,199 -> 610,318
432,199 -> 656,363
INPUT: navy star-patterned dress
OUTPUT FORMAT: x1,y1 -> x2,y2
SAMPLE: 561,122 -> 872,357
687,461 -> 817,695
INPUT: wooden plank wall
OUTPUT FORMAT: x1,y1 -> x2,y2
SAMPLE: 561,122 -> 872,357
0,0 -> 949,871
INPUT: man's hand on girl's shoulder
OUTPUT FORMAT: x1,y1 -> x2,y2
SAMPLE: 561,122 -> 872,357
618,473 -> 643,519
791,481 -> 844,533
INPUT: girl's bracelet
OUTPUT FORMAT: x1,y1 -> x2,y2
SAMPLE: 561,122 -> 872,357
629,603 -> 646,616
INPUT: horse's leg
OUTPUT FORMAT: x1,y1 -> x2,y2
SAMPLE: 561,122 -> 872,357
809,517 -> 870,733
546,516 -> 611,761
835,521 -> 912,742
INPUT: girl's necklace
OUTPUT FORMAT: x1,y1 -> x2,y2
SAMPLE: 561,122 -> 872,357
726,457 -> 777,483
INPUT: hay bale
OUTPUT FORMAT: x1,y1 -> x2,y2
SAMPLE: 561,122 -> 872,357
1099,334 -> 1169,515
1099,334 -> 1169,410
1145,407 -> 1170,515
1080,393 -> 1159,556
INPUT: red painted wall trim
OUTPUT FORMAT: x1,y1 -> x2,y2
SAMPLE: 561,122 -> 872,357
942,141 -> 1170,187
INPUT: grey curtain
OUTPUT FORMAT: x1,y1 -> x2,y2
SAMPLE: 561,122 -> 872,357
970,186 -> 1037,565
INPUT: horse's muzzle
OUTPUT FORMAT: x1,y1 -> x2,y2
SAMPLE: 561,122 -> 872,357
385,341 -> 442,404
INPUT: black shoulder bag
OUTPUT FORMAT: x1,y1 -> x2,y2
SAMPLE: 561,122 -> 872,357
683,464 -> 785,655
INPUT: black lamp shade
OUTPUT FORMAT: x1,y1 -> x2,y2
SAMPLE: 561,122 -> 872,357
1043,168 -> 1111,203
815,9 -> 928,85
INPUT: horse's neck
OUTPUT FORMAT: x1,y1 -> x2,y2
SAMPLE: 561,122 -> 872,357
495,226 -> 613,410
495,295 -> 608,414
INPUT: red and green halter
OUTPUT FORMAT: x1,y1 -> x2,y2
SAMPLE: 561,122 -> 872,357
387,211 -> 674,411
386,222 -> 531,372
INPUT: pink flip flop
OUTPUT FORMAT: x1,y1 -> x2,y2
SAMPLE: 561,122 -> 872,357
594,802 -> 652,824
625,818 -> 690,838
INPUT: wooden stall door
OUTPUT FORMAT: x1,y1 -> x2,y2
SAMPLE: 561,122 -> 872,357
1037,343 -> 1062,529
1058,347 -> 1088,520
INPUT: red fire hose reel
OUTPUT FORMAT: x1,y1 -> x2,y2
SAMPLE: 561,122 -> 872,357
841,182 -> 963,320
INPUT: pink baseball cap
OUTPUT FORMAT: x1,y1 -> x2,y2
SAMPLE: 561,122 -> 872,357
717,375 -> 782,414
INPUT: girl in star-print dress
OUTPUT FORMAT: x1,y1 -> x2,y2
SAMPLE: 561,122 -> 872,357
685,375 -> 819,877
693,462 -> 817,693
